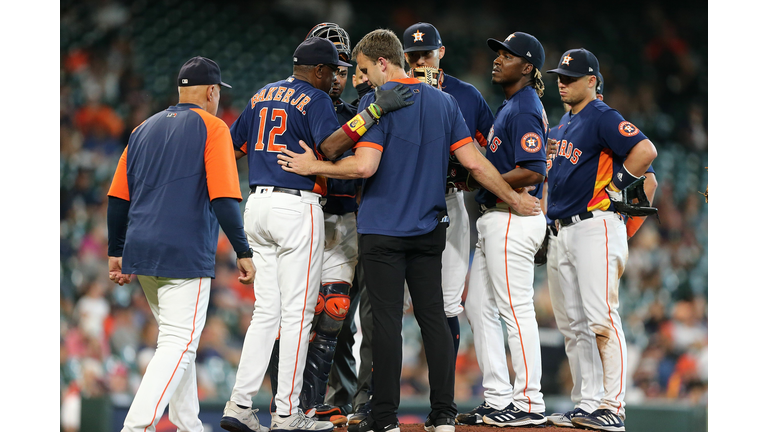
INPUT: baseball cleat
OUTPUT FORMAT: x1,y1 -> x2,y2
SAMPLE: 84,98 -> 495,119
347,398 -> 372,426
348,417 -> 399,432
424,415 -> 455,432
546,408 -> 590,428
271,409 -> 335,432
308,404 -> 347,426
570,408 -> 625,431
456,400 -> 495,425
482,403 -> 546,427
220,401 -> 270,432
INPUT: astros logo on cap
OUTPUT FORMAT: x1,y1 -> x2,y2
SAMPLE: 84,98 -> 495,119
562,54 -> 573,65
521,132 -> 543,153
412,30 -> 425,42
505,33 -> 516,41
618,121 -> 640,137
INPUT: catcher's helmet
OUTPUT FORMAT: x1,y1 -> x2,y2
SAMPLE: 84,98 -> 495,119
306,22 -> 351,62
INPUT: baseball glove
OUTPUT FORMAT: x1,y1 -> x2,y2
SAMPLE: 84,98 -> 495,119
447,155 -> 474,192
608,176 -> 658,217
534,223 -> 558,266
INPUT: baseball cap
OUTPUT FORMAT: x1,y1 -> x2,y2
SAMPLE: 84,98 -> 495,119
294,37 -> 353,67
403,22 -> 443,53
596,71 -> 604,95
487,32 -> 545,71
547,48 -> 599,77
178,56 -> 231,88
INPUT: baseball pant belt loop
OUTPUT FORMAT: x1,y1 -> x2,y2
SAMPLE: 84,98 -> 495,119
250,186 -> 302,196
558,211 -> 595,227
445,186 -> 458,194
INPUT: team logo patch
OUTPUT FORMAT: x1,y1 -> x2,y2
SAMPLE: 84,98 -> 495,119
618,121 -> 640,137
561,54 -> 573,65
412,30 -> 425,42
521,132 -> 543,153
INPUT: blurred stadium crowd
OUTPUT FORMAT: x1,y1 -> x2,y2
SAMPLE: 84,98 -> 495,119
60,0 -> 707,429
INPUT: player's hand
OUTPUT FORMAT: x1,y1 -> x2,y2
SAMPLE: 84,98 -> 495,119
108,256 -> 134,286
236,256 -> 256,285
510,188 -> 542,216
372,84 -> 414,114
278,140 -> 317,176
547,138 -> 557,159
605,182 -> 622,202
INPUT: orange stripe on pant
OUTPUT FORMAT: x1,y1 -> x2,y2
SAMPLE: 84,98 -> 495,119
603,220 -> 624,414
289,205 -> 314,413
505,210 -> 532,412
144,278 -> 202,432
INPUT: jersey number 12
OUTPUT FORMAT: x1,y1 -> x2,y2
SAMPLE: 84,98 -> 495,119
254,107 -> 287,152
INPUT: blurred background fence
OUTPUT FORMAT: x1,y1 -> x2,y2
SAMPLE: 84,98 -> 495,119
59,0 -> 707,430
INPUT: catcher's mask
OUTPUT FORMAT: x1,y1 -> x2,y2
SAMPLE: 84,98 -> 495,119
409,66 -> 444,89
306,22 -> 351,63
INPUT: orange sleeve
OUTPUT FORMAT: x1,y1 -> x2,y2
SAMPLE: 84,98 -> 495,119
107,145 -> 130,200
354,141 -> 384,152
450,136 -> 473,152
475,130 -> 488,147
194,109 -> 243,202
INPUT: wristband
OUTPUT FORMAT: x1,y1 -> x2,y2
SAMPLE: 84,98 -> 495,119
236,248 -> 253,259
341,105 -> 378,142
612,164 -> 639,191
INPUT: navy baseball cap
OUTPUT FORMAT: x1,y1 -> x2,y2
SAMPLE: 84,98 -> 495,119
596,71 -> 604,95
487,32 -> 545,71
547,48 -> 599,77
178,56 -> 231,88
403,22 -> 443,53
294,37 -> 353,67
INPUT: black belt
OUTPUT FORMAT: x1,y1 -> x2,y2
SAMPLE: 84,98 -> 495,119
250,186 -> 301,196
558,211 -> 594,227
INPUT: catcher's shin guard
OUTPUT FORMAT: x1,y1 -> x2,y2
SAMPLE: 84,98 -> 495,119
299,282 -> 351,411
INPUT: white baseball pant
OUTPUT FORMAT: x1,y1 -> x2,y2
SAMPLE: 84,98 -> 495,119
230,188 -> 324,416
403,190 -> 469,317
122,276 -> 210,432
546,229 -> 603,412
465,207 -> 546,414
556,210 -> 628,418
322,212 -> 358,285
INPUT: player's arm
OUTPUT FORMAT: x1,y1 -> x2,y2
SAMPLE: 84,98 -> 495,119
500,167 -> 545,189
278,140 -> 381,179
320,85 -> 414,160
453,142 -> 540,216
618,139 -> 657,183
107,145 -> 133,286
626,171 -> 658,239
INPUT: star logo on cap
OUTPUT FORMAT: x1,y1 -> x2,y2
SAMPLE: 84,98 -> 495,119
562,54 -> 573,65
505,33 -> 516,41
413,30 -> 425,42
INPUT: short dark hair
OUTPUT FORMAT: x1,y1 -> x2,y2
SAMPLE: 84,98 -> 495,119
352,29 -> 404,69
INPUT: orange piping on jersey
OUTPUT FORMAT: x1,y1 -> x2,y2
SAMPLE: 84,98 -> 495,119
143,278 -> 202,432
132,120 -> 146,134
587,148 -> 614,212
312,176 -> 327,195
450,136 -> 473,152
603,220 -> 624,414
354,141 -> 384,152
108,145 -> 131,201
290,207 -> 315,413
504,209 -> 532,412
192,108 -> 243,201
390,78 -> 420,84
475,130 -> 488,147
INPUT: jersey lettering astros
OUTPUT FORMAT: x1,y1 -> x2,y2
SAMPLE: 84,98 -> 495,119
546,99 -> 648,220
476,86 -> 548,205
